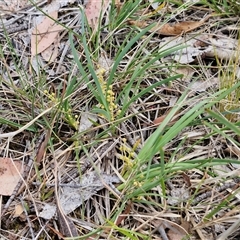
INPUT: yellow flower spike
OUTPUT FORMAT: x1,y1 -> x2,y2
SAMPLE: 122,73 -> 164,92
117,109 -> 121,115
129,162 -> 133,167
133,181 -> 139,187
129,152 -> 135,158
133,139 -> 141,151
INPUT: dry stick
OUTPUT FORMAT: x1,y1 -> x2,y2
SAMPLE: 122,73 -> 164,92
191,178 -> 240,205
217,217 -> 240,240
158,225 -> 169,240
20,198 -> 35,239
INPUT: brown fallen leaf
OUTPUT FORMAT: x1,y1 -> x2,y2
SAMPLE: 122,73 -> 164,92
41,38 -> 60,63
57,206 -> 78,238
115,201 -> 132,226
167,220 -> 191,240
153,110 -> 180,126
31,11 -> 64,56
129,14 -> 212,36
0,157 -> 25,196
153,114 -> 168,126
13,204 -> 24,218
85,0 -> 109,30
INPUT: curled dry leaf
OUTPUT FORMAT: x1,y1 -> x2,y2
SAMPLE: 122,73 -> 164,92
159,34 -> 240,65
0,157 -> 25,196
204,35 -> 240,62
129,14 -> 212,36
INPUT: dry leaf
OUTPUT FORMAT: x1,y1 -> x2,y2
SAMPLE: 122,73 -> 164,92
0,157 -> 24,196
79,112 -> 98,132
57,205 -> 78,237
153,114 -> 168,125
31,11 -> 64,56
41,39 -> 60,62
39,203 -> 56,220
85,0 -> 109,29
189,77 -> 219,92
59,172 -> 121,214
129,14 -> 211,36
39,172 -> 121,218
153,219 -> 190,240
173,66 -> 195,82
0,0 -> 29,12
13,204 -> 24,218
153,110 -> 179,126
115,201 -> 132,226
159,36 -> 204,64
167,228 -> 188,240
204,35 -> 240,62
167,220 -> 190,240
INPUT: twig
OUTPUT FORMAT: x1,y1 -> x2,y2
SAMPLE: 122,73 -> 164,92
217,216 -> 240,240
158,225 -> 169,240
20,198 -> 35,239
192,178 -> 240,205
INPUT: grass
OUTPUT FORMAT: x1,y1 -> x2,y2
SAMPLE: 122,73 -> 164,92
0,0 -> 240,239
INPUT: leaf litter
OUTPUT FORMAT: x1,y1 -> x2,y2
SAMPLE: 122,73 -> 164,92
0,157 -> 25,196
0,0 -> 240,239
39,172 -> 121,219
